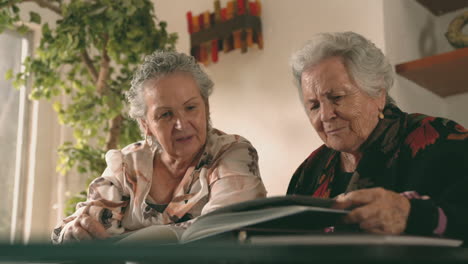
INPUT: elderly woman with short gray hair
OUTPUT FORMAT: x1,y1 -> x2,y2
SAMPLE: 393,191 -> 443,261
288,31 -> 468,240
52,51 -> 266,243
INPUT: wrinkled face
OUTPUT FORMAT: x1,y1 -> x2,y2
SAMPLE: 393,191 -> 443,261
141,72 -> 208,159
301,57 -> 385,154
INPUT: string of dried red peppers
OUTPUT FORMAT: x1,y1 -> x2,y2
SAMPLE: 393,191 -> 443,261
187,0 -> 263,65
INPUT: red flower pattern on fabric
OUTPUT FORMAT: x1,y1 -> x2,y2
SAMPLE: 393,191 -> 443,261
454,124 -> 468,133
405,117 -> 439,157
313,174 -> 332,198
448,124 -> 468,140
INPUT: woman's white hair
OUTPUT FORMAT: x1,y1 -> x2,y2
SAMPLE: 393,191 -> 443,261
126,50 -> 214,121
290,31 -> 395,105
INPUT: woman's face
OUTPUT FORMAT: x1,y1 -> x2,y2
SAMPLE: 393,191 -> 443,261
141,72 -> 208,160
301,56 -> 385,154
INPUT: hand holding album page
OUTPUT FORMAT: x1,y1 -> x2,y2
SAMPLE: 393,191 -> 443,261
181,195 -> 348,242
113,195 -> 462,247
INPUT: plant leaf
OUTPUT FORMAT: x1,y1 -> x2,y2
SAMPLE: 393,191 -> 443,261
4,69 -> 13,80
29,11 -> 41,24
17,24 -> 29,34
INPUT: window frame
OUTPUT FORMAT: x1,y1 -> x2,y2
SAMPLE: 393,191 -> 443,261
0,29 -> 33,244
4,22 -> 64,243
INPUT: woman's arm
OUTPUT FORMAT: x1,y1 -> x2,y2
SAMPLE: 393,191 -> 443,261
333,135 -> 468,239
51,151 -> 128,244
200,141 -> 267,215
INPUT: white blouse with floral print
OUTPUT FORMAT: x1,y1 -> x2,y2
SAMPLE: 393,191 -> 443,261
52,128 -> 267,243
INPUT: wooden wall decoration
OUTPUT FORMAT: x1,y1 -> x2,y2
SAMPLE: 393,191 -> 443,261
187,0 -> 263,65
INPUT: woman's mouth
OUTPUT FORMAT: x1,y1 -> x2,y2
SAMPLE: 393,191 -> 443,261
175,135 -> 194,143
326,127 -> 345,135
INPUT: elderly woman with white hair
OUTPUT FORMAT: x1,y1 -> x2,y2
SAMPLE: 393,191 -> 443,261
52,51 -> 267,243
288,31 -> 468,240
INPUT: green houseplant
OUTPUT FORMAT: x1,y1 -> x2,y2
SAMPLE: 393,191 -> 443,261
0,0 -> 177,215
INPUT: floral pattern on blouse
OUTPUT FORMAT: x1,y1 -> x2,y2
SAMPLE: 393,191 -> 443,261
52,128 -> 267,243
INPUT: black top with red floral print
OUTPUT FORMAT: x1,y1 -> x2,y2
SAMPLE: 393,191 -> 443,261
288,104 -> 468,241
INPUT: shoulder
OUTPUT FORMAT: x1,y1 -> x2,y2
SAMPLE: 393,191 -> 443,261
404,113 -> 468,158
104,141 -> 153,176
203,128 -> 260,177
206,128 -> 257,157
306,144 -> 330,160
297,144 -> 332,172
105,141 -> 147,159
120,141 -> 148,155
208,128 -> 254,145
287,144 -> 333,195
104,141 -> 147,166
406,113 -> 467,136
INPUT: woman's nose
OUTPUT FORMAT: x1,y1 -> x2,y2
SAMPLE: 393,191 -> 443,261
320,102 -> 336,122
174,115 -> 187,130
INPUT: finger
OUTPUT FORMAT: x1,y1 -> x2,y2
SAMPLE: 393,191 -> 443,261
79,215 -> 110,240
71,224 -> 93,241
365,226 -> 387,235
333,193 -> 346,200
332,201 -> 351,210
344,204 -> 380,224
332,192 -> 360,210
359,217 -> 383,232
364,221 -> 401,235
339,188 -> 385,206
351,207 -> 407,235
62,226 -> 77,243
72,217 -> 93,241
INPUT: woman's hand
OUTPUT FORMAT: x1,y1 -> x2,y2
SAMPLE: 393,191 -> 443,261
62,213 -> 110,242
333,187 -> 411,235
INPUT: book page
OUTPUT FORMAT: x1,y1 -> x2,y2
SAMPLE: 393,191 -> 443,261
114,225 -> 185,245
181,205 -> 347,243
202,195 -> 336,216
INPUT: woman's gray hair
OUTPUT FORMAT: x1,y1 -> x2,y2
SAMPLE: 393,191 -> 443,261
291,31 -> 395,106
126,50 -> 214,120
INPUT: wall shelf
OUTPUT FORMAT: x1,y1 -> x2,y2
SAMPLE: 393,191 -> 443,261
415,0 -> 468,16
395,47 -> 468,97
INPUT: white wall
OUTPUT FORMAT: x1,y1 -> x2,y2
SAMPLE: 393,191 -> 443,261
383,1 -> 468,127
155,0 -> 386,195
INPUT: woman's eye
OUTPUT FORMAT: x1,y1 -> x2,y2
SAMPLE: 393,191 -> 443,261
332,95 -> 343,101
310,104 -> 319,111
159,111 -> 172,119
186,105 -> 196,111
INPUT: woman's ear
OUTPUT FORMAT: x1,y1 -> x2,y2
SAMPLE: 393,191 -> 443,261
205,101 -> 210,117
377,89 -> 387,110
138,118 -> 151,136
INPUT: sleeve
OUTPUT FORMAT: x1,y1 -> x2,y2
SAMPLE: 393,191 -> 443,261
403,122 -> 468,241
200,141 -> 267,215
51,150 -> 128,244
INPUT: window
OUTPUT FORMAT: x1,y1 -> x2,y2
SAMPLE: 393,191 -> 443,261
0,30 -> 30,243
